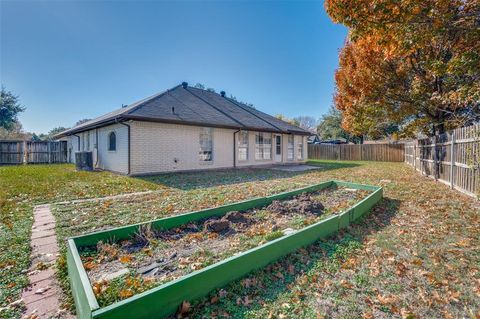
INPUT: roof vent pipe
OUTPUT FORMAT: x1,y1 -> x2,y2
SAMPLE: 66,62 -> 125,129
220,91 -> 226,97
182,82 -> 188,88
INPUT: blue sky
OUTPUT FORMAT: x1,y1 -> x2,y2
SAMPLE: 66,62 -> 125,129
0,1 -> 347,134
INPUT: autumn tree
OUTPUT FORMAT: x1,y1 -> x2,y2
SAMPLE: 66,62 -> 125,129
275,114 -> 299,126
325,0 -> 480,136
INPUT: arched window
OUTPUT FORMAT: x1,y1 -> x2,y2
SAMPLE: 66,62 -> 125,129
108,132 -> 116,151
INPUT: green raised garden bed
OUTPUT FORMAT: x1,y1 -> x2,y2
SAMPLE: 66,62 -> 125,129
67,180 -> 382,319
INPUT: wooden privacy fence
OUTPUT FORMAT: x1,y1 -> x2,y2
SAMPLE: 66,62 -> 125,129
405,123 -> 479,198
308,143 -> 405,162
0,140 -> 68,165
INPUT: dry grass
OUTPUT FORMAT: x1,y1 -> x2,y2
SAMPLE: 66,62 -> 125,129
49,161 -> 479,318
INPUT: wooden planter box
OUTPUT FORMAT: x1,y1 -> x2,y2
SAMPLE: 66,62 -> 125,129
67,180 -> 383,319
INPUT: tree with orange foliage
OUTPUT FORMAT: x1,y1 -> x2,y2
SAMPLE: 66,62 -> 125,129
325,0 -> 480,137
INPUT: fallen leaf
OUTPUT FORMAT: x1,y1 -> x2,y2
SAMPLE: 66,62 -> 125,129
178,300 -> 190,315
288,264 -> 295,274
376,294 -> 397,305
219,289 -> 227,298
396,262 -> 408,276
119,289 -> 133,298
119,255 -> 132,263
84,261 -> 96,270
340,279 -> 353,289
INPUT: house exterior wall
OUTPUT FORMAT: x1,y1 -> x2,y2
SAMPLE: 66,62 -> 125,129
66,123 -> 129,174
131,121 -> 307,175
66,121 -> 307,175
130,121 -> 234,175
96,124 -> 129,174
235,131 -> 274,167
235,132 -> 307,167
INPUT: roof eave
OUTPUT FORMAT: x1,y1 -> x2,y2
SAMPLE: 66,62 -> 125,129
288,129 -> 312,136
123,114 -> 244,131
123,115 -> 295,134
53,117 -> 125,138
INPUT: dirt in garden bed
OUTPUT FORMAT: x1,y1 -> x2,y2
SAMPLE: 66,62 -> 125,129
79,186 -> 370,307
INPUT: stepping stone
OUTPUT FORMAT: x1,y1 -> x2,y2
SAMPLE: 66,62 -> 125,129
22,204 -> 68,319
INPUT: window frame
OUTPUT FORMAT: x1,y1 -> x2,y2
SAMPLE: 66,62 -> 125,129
255,132 -> 272,161
297,137 -> 303,160
199,127 -> 213,162
238,131 -> 249,162
108,131 -> 117,152
287,135 -> 294,160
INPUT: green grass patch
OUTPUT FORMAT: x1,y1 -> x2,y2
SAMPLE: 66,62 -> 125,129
0,164 -> 161,318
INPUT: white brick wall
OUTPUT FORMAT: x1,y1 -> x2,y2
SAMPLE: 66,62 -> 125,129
130,121 -> 234,175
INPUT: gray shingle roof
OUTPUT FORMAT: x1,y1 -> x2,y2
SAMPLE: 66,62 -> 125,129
56,84 -> 310,137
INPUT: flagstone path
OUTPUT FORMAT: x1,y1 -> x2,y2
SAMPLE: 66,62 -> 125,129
21,204 -> 72,319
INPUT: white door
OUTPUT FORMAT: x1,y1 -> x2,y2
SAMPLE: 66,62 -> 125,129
274,135 -> 282,162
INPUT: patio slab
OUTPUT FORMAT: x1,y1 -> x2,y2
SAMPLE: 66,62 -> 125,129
269,164 -> 323,172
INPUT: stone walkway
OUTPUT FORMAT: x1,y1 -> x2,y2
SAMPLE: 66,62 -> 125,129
21,204 -> 71,319
19,190 -> 174,318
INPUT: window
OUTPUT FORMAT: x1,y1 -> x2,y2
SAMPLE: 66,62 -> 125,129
199,128 -> 213,161
255,132 -> 272,160
108,132 -> 116,151
287,135 -> 294,160
297,137 -> 303,160
238,131 -> 248,161
275,135 -> 281,155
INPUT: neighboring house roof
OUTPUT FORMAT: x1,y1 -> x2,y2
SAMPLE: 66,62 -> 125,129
320,138 -> 348,144
55,83 -> 310,138
307,134 -> 321,144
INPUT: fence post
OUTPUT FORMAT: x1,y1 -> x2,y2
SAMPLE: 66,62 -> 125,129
413,143 -> 417,170
23,140 -> 27,164
433,136 -> 438,180
48,141 -> 52,164
450,131 -> 455,189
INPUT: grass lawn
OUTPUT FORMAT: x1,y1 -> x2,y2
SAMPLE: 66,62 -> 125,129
0,164 -> 162,319
1,161 -> 479,318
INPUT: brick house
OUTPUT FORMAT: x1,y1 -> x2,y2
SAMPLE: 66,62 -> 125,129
55,82 -> 310,175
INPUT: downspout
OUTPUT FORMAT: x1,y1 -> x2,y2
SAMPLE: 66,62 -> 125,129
94,129 -> 99,168
119,121 -> 131,175
72,134 -> 81,151
233,129 -> 241,168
